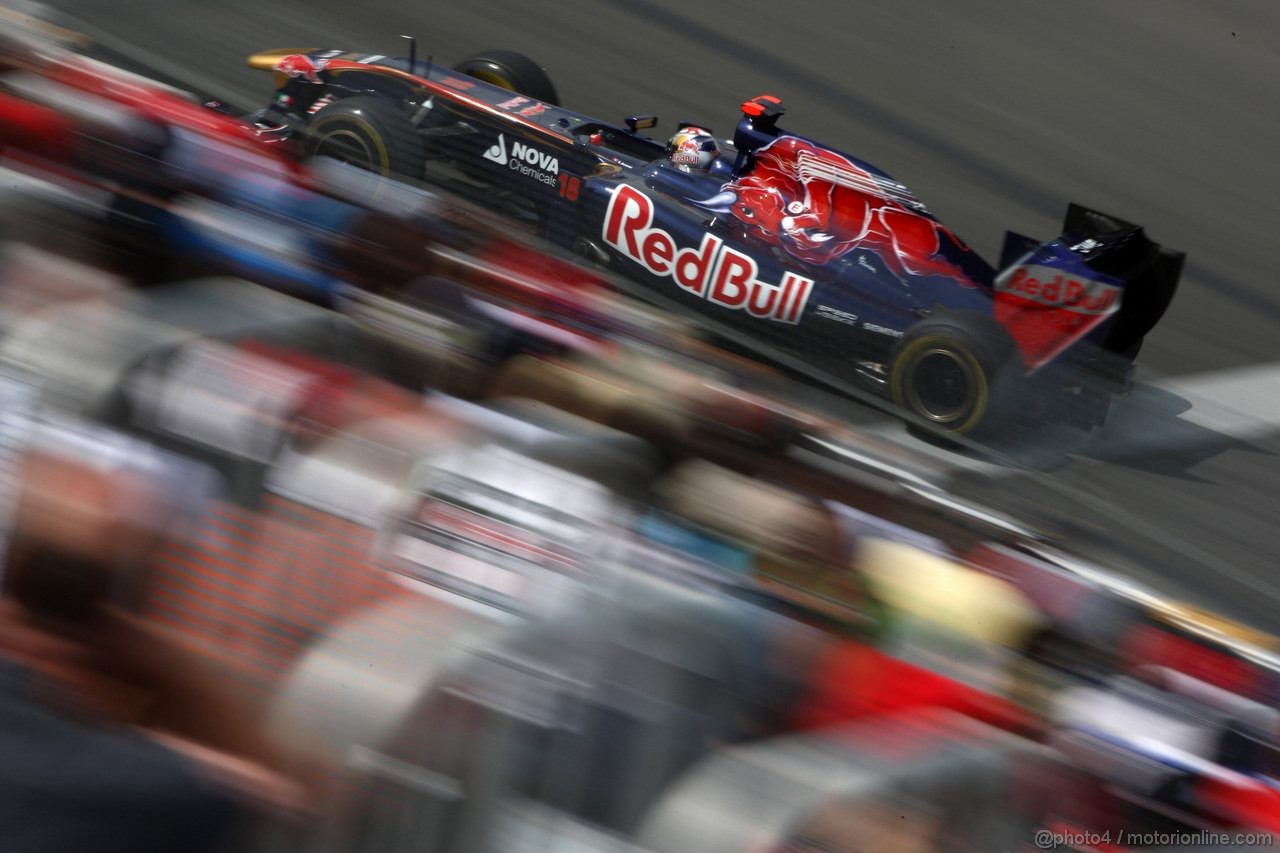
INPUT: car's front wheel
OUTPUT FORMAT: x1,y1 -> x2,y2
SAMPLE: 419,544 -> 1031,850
889,312 -> 1018,440
300,96 -> 424,198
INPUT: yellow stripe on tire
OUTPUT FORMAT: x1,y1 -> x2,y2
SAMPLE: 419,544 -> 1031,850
317,115 -> 390,176
310,115 -> 392,202
890,335 -> 990,436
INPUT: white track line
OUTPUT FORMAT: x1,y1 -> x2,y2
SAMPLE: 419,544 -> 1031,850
1133,361 -> 1280,442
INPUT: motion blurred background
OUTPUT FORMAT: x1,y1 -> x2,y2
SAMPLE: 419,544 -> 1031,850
1,2 -> 1279,851
38,0 -> 1280,632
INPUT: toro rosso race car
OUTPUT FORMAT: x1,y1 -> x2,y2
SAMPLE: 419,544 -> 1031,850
247,45 -> 1184,438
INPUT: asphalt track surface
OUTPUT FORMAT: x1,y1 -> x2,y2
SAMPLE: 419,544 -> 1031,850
25,0 -> 1280,632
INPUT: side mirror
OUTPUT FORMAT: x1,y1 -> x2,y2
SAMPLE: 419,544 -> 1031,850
625,115 -> 658,133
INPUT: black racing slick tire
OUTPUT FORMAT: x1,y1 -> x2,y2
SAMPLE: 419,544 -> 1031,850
301,96 -> 424,190
889,312 -> 1018,440
452,50 -> 559,105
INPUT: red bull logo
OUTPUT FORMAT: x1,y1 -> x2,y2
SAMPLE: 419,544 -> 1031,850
604,184 -> 813,324
994,263 -> 1122,369
996,265 -> 1120,314
698,136 -> 971,279
669,127 -> 714,168
673,137 -> 702,165
274,54 -> 327,84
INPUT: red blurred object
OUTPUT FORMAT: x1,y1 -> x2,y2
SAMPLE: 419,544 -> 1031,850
793,640 -> 1036,735
233,340 -> 421,441
1197,774 -> 1280,833
1123,624 -> 1265,698
0,43 -> 301,199
0,92 -> 74,159
50,57 -> 292,167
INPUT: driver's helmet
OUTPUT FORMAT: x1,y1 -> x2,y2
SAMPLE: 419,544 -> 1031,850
665,126 -> 720,172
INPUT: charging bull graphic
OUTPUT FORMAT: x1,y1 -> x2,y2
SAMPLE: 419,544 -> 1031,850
274,54 -> 327,84
696,136 -> 971,280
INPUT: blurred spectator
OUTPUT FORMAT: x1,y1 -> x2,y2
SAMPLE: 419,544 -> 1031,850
0,243 -> 124,324
784,538 -> 1041,736
858,538 -> 1044,688
775,794 -> 941,852
656,460 -> 885,637
0,448 -> 303,852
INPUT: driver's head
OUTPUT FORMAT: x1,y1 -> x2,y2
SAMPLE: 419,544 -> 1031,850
665,126 -> 720,172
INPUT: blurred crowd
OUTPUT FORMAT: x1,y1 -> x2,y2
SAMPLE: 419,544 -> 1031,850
0,14 -> 1278,852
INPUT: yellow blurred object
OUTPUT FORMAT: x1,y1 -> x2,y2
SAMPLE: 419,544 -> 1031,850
245,48 -> 320,90
245,48 -> 320,71
859,538 -> 1042,649
1151,601 -> 1279,654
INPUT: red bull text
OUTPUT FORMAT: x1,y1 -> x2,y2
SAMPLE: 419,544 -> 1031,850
996,265 -> 1120,314
994,263 -> 1122,369
604,184 -> 813,324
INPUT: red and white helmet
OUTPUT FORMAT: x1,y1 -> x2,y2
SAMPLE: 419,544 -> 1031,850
665,126 -> 720,171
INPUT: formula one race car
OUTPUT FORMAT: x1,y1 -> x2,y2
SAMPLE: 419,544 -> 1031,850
246,45 -> 1184,438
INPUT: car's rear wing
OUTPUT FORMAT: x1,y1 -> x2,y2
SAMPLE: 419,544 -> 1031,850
994,204 -> 1184,368
1061,204 -> 1184,355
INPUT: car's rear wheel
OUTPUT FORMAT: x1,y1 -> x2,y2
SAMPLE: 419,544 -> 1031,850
889,312 -> 1018,440
300,96 -> 424,198
452,50 -> 559,105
